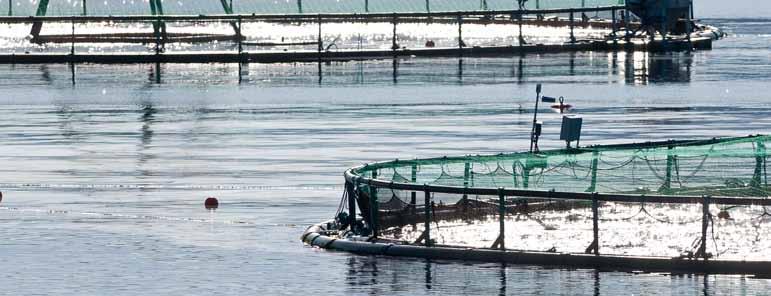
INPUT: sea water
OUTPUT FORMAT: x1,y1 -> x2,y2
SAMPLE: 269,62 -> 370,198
0,18 -> 770,295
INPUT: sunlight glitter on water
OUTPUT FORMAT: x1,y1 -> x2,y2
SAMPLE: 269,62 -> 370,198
387,203 -> 771,260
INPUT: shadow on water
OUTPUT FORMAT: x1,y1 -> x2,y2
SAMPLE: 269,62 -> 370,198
343,255 -> 738,295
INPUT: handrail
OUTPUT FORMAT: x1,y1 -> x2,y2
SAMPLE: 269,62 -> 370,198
345,169 -> 771,206
344,135 -> 771,207
0,6 -> 625,23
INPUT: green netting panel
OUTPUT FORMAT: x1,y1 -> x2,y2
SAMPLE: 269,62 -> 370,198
5,0 -> 624,16
366,0 -> 426,13
233,0 -> 299,14
357,136 -> 771,198
303,0 -> 365,13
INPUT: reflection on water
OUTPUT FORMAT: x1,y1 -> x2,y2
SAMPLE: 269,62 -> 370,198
4,51 -> 696,87
343,255 -> 737,295
618,51 -> 693,85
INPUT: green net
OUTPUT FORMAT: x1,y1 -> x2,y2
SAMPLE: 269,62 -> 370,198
4,0 -> 625,17
344,136 -> 771,261
355,135 -> 770,198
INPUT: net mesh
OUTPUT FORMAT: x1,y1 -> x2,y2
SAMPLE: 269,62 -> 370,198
4,0 -> 625,16
350,136 -> 771,260
359,135 -> 771,198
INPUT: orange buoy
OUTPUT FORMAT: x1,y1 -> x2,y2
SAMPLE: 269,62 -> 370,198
204,197 -> 219,210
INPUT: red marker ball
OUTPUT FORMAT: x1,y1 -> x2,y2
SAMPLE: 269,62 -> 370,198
204,197 -> 219,210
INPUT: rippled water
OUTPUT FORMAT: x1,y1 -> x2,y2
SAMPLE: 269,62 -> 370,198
0,18 -> 770,295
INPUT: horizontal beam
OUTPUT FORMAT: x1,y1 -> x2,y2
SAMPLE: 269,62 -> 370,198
0,6 -> 624,23
344,170 -> 771,207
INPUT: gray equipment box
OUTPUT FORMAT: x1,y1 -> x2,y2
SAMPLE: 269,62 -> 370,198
560,116 -> 583,143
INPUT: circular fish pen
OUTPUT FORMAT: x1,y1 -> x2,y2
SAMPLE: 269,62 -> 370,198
303,135 -> 771,275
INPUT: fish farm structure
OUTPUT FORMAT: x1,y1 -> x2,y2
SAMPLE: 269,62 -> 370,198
0,0 -> 724,64
302,135 -> 771,275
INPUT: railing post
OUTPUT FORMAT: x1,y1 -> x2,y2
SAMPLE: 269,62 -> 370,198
462,162 -> 470,207
425,0 -> 430,13
611,8 -> 617,43
391,14 -> 398,51
588,150 -> 598,192
411,164 -> 417,215
569,11 -> 575,43
662,146 -> 674,192
697,195 -> 710,260
370,170 -> 379,238
591,192 -> 599,256
364,0 -> 368,13
70,19 -> 75,56
237,16 -> 243,55
457,14 -> 463,56
82,0 -> 86,16
624,9 -> 631,43
753,141 -> 765,188
498,188 -> 506,250
297,0 -> 302,14
518,12 -> 524,47
346,181 -> 357,231
424,186 -> 431,246
8,0 -> 11,16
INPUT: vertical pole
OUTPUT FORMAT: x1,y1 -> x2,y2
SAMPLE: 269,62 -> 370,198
611,8 -> 617,43
346,181 -> 357,231
370,171 -> 379,238
82,0 -> 86,15
588,150 -> 599,192
457,14 -> 463,56
569,11 -> 575,43
237,17 -> 243,54
518,12 -> 524,47
8,0 -> 11,16
317,15 -> 323,63
625,9 -> 631,43
297,0 -> 302,13
70,20 -> 75,56
591,192 -> 599,256
581,0 -> 585,8
535,0 -> 539,10
481,0 -> 487,10
424,187 -> 431,246
411,164 -> 418,215
753,141 -> 765,188
365,0 -> 368,13
663,146 -> 674,191
391,15 -> 398,51
462,162 -> 470,206
699,195 -> 710,260
237,16 -> 243,84
425,0 -> 430,13
498,188 -> 506,250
